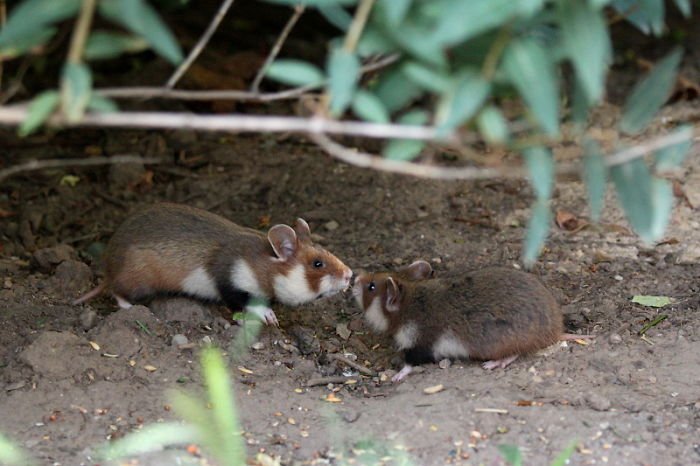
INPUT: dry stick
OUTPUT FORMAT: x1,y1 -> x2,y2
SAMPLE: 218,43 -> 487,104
67,0 -> 97,64
96,54 -> 400,101
0,155 -> 163,183
306,376 -> 358,387
327,353 -> 375,376
344,0 -> 375,52
249,5 -> 305,93
166,0 -> 237,88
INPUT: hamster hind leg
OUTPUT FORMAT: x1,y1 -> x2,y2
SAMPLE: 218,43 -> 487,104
482,354 -> 518,370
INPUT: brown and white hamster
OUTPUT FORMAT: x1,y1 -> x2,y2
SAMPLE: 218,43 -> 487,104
74,203 -> 353,325
353,261 -> 588,382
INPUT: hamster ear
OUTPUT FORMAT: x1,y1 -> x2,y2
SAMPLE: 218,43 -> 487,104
268,224 -> 298,260
403,260 -> 433,280
385,277 -> 402,312
293,218 -> 312,244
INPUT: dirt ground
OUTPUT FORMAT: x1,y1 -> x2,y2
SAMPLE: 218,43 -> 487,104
1,98 -> 700,466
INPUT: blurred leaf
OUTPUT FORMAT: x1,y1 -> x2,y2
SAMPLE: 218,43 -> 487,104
60,63 -> 92,123
352,90 -> 390,123
378,0 -> 412,25
477,106 -> 509,144
650,177 -> 673,241
620,47 -> 682,135
558,0 -> 611,103
582,139 -> 607,221
432,0 -> 519,46
98,0 -> 183,65
672,0 -> 691,16
318,5 -> 352,30
402,62 -> 451,93
653,125 -> 693,172
502,38 -> 559,136
522,200 -> 551,267
264,0 -> 358,5
550,442 -> 577,466
373,67 -> 423,113
100,422 -> 199,460
60,175 -> 80,187
571,74 -> 590,126
611,0 -> 665,35
498,444 -> 523,466
383,110 -> 428,161
18,90 -> 60,137
85,31 -> 149,60
327,48 -> 360,115
87,95 -> 119,113
436,70 -> 490,131
357,27 -> 395,56
265,59 -> 325,86
0,0 -> 80,48
523,146 -> 554,200
384,20 -> 445,67
0,28 -> 56,60
0,433 -> 33,466
631,295 -> 672,307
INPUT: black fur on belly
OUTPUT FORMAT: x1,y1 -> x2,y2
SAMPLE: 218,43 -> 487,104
404,346 -> 436,366
216,281 -> 251,311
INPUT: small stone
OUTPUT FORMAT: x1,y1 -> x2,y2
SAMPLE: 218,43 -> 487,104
677,244 -> 700,264
289,326 -> 320,355
250,341 -> 265,350
423,384 -> 445,394
336,322 -> 351,340
392,257 -> 404,265
613,275 -> 623,281
52,260 -> 93,296
338,409 -> 360,423
171,334 -> 189,347
5,381 -> 26,392
585,392 -> 611,411
201,335 -> 213,345
79,310 -> 98,330
33,244 -> 77,271
608,333 -> 622,344
379,370 -> 396,382
324,220 -> 339,231
438,358 -> 451,369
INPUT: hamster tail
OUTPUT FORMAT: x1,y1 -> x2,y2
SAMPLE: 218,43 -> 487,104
72,283 -> 105,305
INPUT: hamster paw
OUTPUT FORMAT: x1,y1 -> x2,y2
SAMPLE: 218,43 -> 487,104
114,295 -> 133,309
482,355 -> 518,370
391,364 -> 413,383
246,305 -> 279,326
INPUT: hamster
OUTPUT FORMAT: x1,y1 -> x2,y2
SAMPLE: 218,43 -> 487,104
353,261 -> 590,382
74,203 -> 353,325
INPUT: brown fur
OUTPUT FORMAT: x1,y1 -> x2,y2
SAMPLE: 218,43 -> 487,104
355,266 -> 564,362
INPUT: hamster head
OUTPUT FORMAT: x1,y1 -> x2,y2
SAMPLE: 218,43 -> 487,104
267,218 -> 352,306
352,260 -> 433,332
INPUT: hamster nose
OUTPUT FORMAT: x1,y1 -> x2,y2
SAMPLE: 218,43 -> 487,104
343,268 -> 353,284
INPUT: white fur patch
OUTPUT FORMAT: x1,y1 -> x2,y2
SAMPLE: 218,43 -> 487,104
181,266 -> 219,300
363,296 -> 389,332
318,274 -> 346,298
231,259 -> 264,297
273,263 -> 316,305
432,332 -> 469,359
395,322 -> 418,350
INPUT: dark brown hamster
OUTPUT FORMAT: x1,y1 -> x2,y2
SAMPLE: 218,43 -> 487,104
353,261 -> 589,382
74,203 -> 353,325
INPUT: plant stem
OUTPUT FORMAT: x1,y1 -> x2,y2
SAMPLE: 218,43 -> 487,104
481,25 -> 511,80
0,0 -> 6,90
67,0 -> 97,64
344,0 -> 376,52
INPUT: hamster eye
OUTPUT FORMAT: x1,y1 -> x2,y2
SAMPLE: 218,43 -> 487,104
313,259 -> 324,268
367,282 -> 376,292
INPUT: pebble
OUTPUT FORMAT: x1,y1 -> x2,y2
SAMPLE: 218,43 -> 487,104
438,358 -> 451,369
379,370 -> 396,382
33,244 -> 77,271
250,341 -> 265,350
79,310 -> 98,330
585,392 -> 612,411
336,322 -> 352,340
201,335 -> 213,345
171,334 -> 189,347
608,333 -> 622,344
324,220 -> 339,231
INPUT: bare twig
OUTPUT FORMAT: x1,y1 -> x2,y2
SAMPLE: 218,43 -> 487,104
0,155 -> 163,182
166,0 -> 237,88
95,54 -> 400,101
327,353 -> 376,376
67,0 -> 97,64
306,376 -> 358,387
344,0 -> 376,52
250,5 -> 305,93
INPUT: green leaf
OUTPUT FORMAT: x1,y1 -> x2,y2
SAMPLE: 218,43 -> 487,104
558,0 -> 611,103
672,0 -> 691,17
318,5 -> 352,30
620,48 -> 682,135
383,110 -> 428,161
432,0 -> 519,46
373,67 -> 423,113
0,433 -> 32,466
498,444 -> 523,466
550,442 -> 577,466
100,422 -> 199,460
522,199 -> 552,267
18,90 -> 60,137
356,27 -> 395,57
352,90 -> 390,123
0,0 -> 80,48
612,0 -> 665,35
378,0 -> 412,25
383,20 -> 445,67
502,38 -> 559,136
98,0 -> 183,65
402,62 -> 451,93
523,146 -> 554,200
327,48 -> 360,116
85,31 -> 149,60
60,63 -> 92,123
0,27 -> 56,60
653,125 -> 693,172
477,106 -> 509,144
87,95 -> 119,113
264,0 -> 357,5
650,177 -> 673,241
582,139 -> 607,221
631,295 -> 673,308
436,70 -> 490,131
571,74 -> 590,126
265,59 -> 325,87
